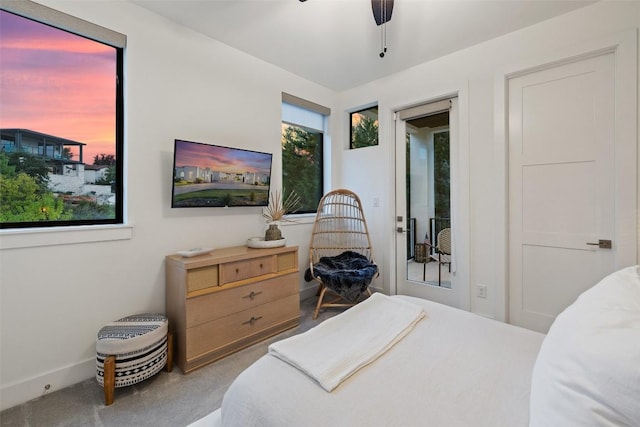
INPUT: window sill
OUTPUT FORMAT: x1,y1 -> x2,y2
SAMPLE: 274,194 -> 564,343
281,213 -> 316,226
0,224 -> 133,250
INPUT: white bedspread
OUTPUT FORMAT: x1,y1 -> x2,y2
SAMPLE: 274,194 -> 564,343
220,296 -> 544,427
268,293 -> 425,391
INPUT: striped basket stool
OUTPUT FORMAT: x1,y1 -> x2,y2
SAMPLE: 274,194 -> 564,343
96,313 -> 173,405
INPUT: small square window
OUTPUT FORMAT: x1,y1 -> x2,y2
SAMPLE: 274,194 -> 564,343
350,106 -> 378,149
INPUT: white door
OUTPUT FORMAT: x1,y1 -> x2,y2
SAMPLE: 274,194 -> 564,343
395,98 -> 462,307
508,52 -> 621,333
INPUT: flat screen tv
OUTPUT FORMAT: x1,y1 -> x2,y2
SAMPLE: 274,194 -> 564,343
171,139 -> 273,208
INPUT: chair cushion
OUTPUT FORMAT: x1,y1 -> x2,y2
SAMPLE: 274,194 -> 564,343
96,313 -> 168,388
310,251 -> 378,302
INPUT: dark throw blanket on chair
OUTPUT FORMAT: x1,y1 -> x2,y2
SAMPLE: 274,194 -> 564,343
305,251 -> 378,303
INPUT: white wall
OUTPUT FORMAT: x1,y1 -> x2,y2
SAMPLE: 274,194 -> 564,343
337,0 -> 640,318
0,0 -> 335,410
1,0 -> 638,411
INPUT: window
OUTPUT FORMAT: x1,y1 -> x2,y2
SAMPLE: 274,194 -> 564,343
0,4 -> 125,229
281,93 -> 330,214
350,105 -> 378,149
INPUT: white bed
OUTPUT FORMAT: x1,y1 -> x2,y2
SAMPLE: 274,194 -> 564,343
218,295 -> 544,427
202,265 -> 640,427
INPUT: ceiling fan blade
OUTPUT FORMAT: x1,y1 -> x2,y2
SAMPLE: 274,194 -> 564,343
372,0 -> 394,26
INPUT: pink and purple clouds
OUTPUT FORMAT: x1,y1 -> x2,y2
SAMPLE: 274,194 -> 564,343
0,10 -> 117,163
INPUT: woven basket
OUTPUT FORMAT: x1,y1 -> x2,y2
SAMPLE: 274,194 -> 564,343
414,243 -> 428,263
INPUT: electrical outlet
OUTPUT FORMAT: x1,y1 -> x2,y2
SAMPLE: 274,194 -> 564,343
476,284 -> 487,299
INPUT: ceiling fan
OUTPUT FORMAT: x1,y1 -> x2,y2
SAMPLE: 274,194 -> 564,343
299,0 -> 394,58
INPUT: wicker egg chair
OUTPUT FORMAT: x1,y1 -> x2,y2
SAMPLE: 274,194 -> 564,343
307,189 -> 379,320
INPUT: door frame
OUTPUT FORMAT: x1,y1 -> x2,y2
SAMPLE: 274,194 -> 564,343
391,87 -> 471,311
493,29 -> 638,323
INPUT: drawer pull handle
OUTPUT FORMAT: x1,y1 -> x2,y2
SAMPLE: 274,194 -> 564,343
260,263 -> 263,268
242,316 -> 262,326
242,291 -> 263,300
235,268 -> 239,273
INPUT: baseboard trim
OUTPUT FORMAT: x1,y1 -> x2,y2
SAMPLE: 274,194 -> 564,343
299,284 -> 319,301
299,285 -> 384,302
0,357 -> 95,411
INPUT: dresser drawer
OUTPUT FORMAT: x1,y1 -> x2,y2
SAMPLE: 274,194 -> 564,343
277,251 -> 297,271
186,273 -> 298,327
186,265 -> 219,293
220,255 -> 275,284
167,245 -> 300,373
185,293 -> 300,360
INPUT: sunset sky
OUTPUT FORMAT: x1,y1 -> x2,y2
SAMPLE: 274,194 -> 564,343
0,10 -> 116,163
175,140 -> 272,174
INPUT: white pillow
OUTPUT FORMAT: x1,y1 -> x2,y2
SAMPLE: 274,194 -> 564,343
530,265 -> 640,426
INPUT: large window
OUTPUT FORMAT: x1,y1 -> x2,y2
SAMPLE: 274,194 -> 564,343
281,94 -> 329,214
0,3 -> 125,229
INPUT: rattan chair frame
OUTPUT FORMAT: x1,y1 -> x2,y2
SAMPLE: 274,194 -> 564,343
436,228 -> 452,285
308,189 -> 377,319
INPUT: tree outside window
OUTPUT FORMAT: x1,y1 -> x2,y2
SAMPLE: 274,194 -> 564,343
350,106 -> 379,149
281,124 -> 323,213
433,131 -> 450,220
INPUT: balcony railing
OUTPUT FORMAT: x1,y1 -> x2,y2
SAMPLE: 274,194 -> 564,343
407,216 -> 450,259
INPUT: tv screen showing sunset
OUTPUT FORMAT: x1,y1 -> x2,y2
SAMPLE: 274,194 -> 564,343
172,139 -> 272,208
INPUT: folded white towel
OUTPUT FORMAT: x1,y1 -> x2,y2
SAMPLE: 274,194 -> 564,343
268,293 -> 426,392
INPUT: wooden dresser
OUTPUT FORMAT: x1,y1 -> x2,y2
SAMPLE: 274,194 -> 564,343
165,245 -> 300,373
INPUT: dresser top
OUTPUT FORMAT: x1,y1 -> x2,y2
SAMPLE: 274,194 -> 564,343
167,245 -> 298,269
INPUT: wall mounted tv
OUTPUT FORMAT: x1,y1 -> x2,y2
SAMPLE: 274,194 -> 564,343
171,139 -> 273,208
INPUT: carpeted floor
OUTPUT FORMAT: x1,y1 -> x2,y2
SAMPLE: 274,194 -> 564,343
0,296 -> 340,427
